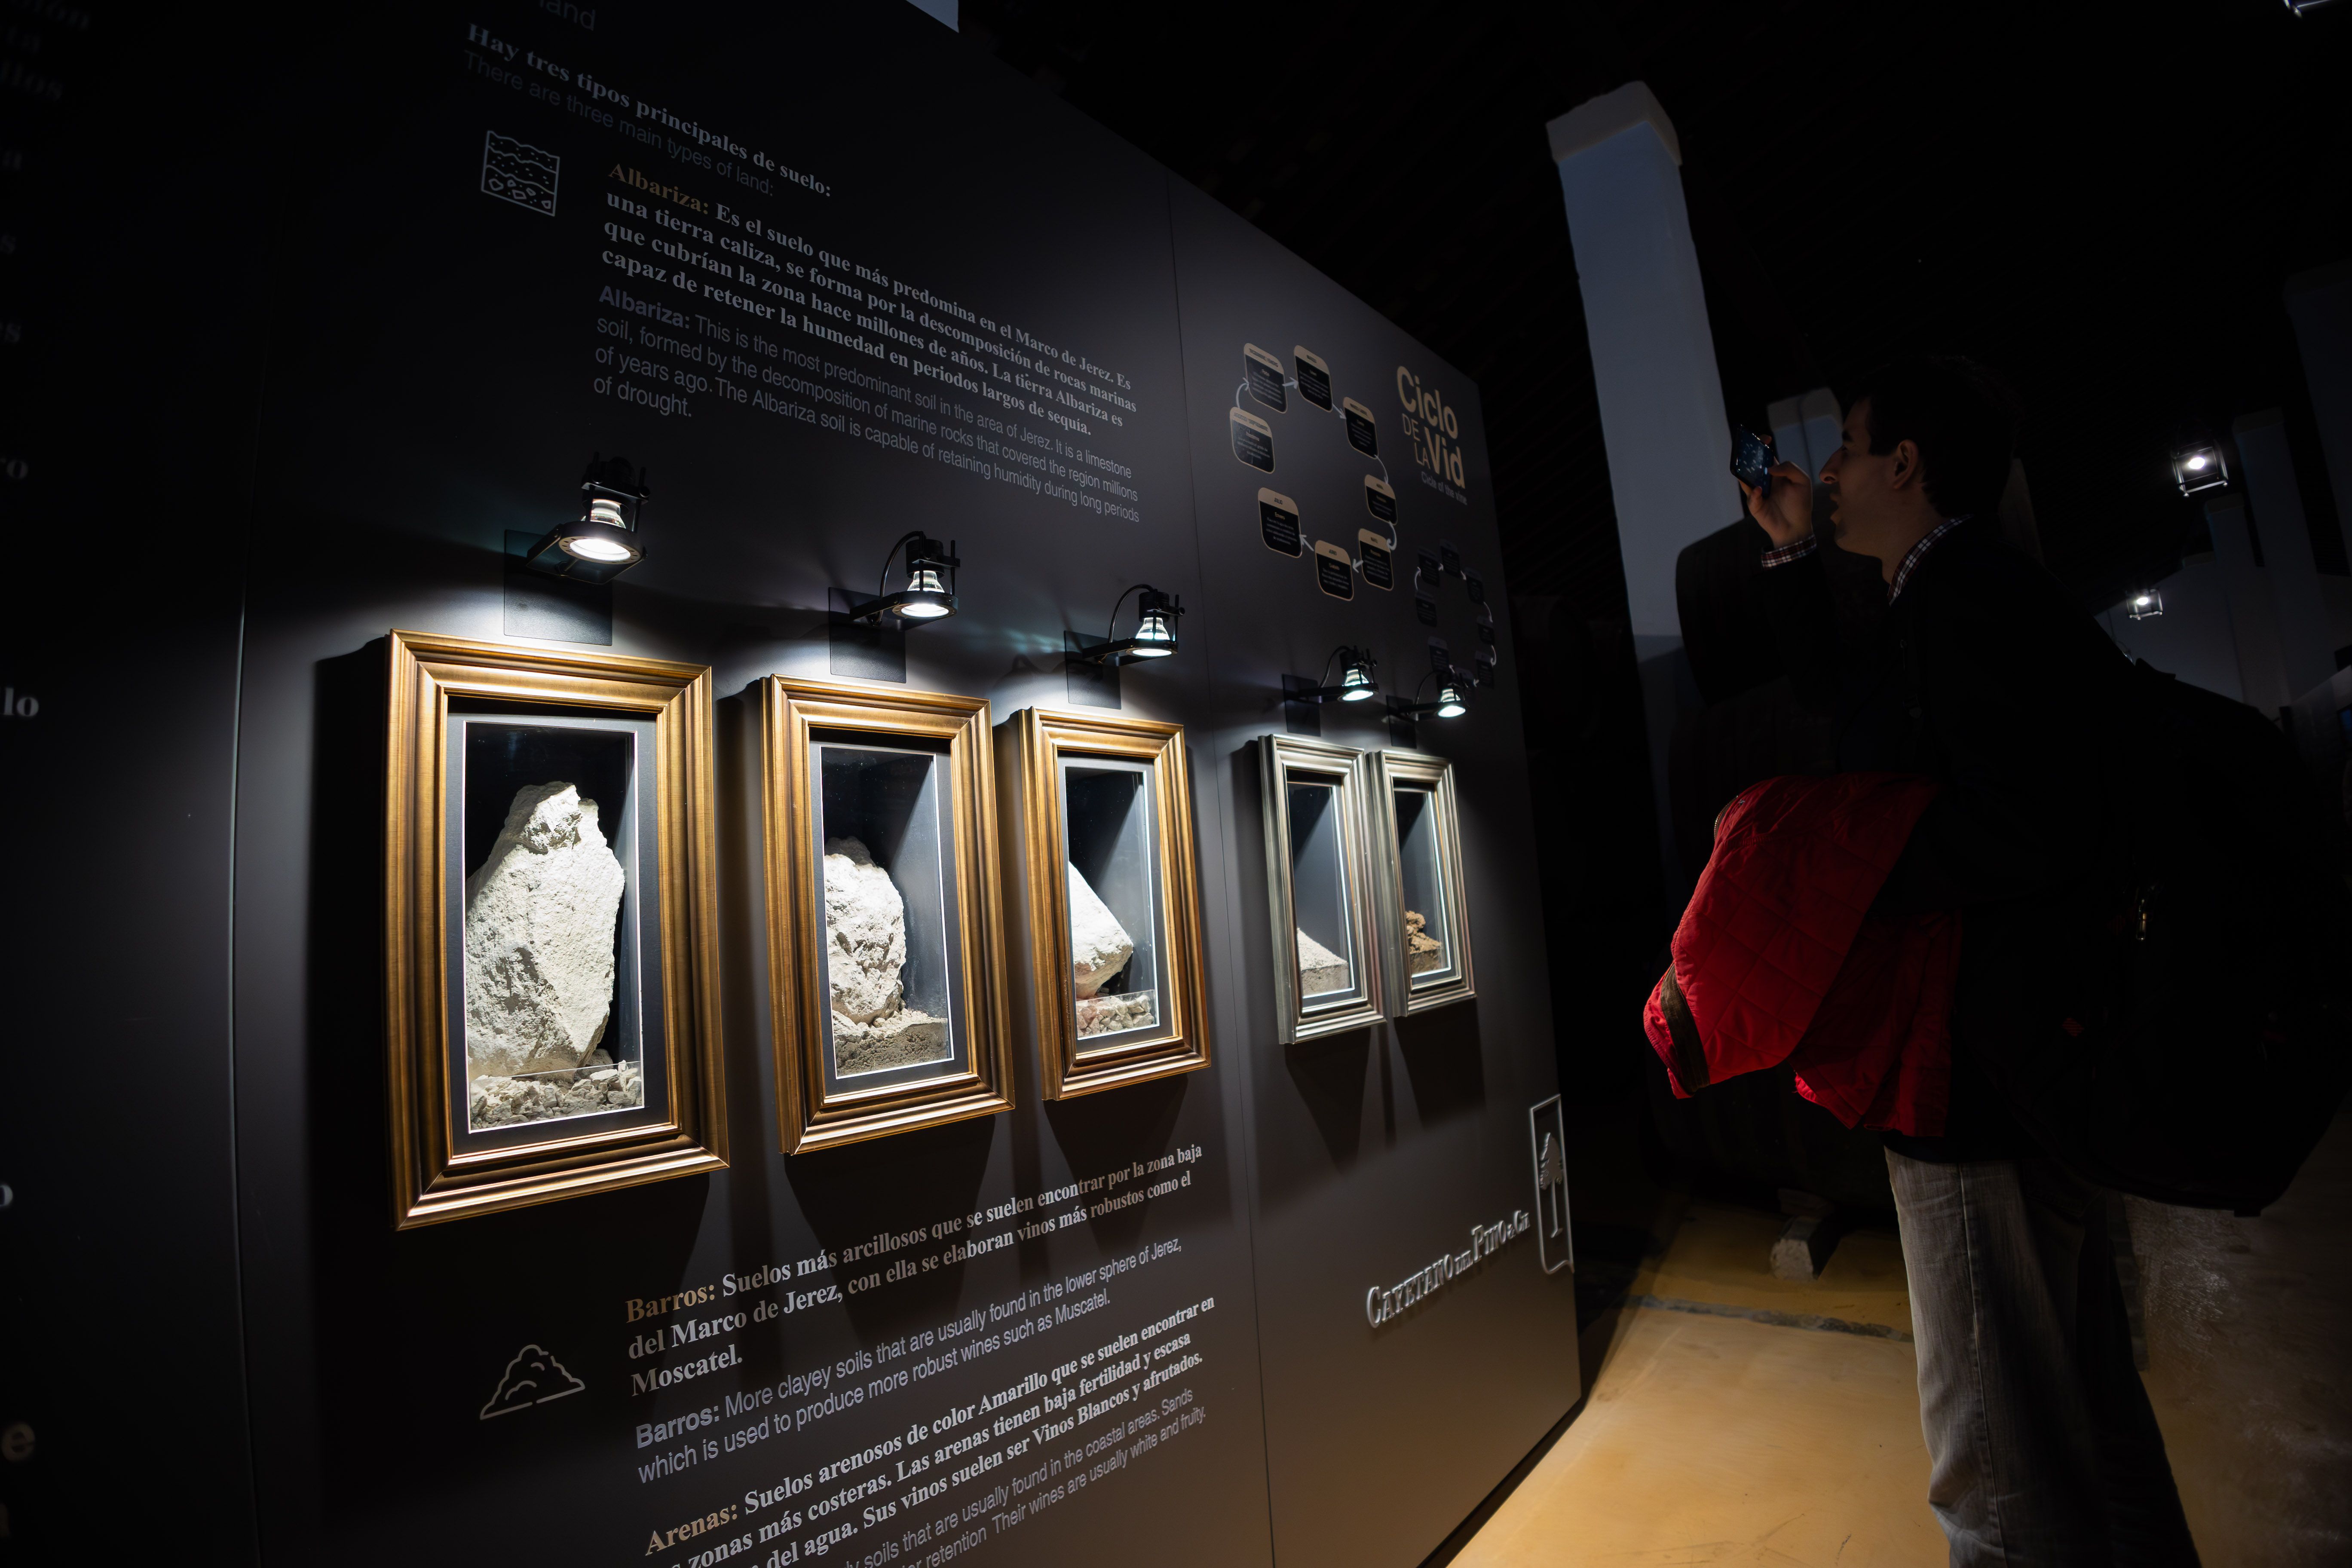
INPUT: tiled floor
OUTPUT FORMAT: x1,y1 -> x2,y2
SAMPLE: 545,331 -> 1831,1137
1448,1109 -> 2352,1567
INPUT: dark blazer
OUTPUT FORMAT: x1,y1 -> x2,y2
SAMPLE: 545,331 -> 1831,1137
1758,523 -> 2133,1158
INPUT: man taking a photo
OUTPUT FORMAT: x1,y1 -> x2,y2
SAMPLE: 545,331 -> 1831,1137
1741,358 -> 2199,1565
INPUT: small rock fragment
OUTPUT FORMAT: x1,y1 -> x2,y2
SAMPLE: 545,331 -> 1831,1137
1405,909 -> 1446,975
1297,927 -> 1351,996
1067,863 -> 1136,998
1077,991 -> 1157,1037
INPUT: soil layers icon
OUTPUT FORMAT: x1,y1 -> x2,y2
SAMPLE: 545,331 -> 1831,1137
479,1343 -> 586,1419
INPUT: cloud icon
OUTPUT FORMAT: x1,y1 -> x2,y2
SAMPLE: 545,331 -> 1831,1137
479,1344 -> 585,1419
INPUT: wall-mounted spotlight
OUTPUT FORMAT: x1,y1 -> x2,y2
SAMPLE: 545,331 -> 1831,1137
1070,583 -> 1185,665
523,454 -> 647,583
2128,589 -> 2164,621
852,531 -> 960,626
2170,438 -> 2229,497
1390,668 -> 1472,720
1290,645 -> 1379,703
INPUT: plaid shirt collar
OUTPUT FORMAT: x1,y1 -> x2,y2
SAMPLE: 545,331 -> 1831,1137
1887,514 -> 1969,605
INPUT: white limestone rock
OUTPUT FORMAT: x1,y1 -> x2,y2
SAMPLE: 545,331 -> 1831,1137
822,836 -> 950,1074
1066,863 -> 1135,998
1404,909 -> 1446,975
1077,991 -> 1157,1038
823,837 -> 907,1023
469,1061 -> 644,1128
464,782 -> 626,1081
1296,927 -> 1351,995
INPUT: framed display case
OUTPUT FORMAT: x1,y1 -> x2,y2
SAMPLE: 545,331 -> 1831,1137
1258,734 -> 1385,1042
758,677 -> 1013,1150
1003,708 -> 1210,1098
383,631 -> 727,1228
1370,749 -> 1475,1015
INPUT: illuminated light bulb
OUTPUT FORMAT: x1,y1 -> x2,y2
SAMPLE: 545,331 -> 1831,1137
897,567 -> 953,617
562,533 -> 636,562
1341,660 -> 1375,700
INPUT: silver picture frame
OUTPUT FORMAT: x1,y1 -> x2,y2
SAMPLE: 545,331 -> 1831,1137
1259,733 -> 1385,1042
1369,748 -> 1476,1017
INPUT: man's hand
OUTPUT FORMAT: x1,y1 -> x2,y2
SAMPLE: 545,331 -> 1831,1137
1743,460 -> 1815,549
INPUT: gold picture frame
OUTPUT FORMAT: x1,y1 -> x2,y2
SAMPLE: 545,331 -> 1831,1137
1369,749 -> 1476,1016
758,677 -> 1014,1151
1001,708 -> 1211,1099
383,631 -> 728,1228
1259,733 -> 1387,1042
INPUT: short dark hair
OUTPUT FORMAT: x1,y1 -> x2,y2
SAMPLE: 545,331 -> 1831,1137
1849,357 -> 2018,520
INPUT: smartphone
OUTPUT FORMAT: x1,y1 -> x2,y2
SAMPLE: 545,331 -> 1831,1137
1730,426 -> 1776,493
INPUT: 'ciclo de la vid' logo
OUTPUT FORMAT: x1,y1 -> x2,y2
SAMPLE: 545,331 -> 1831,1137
1396,366 -> 1467,494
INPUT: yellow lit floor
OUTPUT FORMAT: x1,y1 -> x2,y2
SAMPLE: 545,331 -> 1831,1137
1448,1111 -> 2352,1568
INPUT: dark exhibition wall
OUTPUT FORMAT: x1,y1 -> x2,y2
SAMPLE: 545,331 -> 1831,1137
0,3 -> 1573,1564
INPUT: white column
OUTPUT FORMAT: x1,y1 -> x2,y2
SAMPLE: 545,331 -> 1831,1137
2206,494 -> 2290,713
1548,83 -> 1738,645
2285,262 -> 2352,573
1549,83 -> 1736,893
2100,562 -> 2242,703
2233,409 -> 2334,698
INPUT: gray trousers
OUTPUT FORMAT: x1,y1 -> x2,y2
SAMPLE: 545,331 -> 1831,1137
1886,1150 -> 2201,1567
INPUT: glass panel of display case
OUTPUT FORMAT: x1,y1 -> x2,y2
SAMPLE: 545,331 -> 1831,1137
1060,757 -> 1163,1042
760,679 -> 1010,1152
451,712 -> 661,1135
1287,776 -> 1356,998
1369,749 -> 1474,1015
813,741 -> 960,1084
1011,707 -> 1208,1100
1259,732 -> 1384,1041
388,630 -> 726,1228
1392,784 -> 1454,986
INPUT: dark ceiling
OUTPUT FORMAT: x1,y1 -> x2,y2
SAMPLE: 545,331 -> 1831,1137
958,0 -> 2352,623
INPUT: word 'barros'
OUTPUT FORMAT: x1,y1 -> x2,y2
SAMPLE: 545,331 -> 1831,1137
1364,1210 -> 1530,1327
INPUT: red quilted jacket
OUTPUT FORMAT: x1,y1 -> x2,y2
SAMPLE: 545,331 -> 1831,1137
1642,773 -> 1958,1137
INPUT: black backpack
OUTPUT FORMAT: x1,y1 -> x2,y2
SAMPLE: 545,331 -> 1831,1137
2026,661 -> 2352,1213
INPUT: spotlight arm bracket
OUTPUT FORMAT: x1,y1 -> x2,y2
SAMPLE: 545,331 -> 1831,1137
850,530 -> 961,628
1069,582 -> 1184,666
1289,644 -> 1379,704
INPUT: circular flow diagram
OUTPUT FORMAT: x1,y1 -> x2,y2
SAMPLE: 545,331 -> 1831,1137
1227,342 -> 1501,703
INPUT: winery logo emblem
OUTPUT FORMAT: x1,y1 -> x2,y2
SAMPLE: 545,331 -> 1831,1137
479,1342 -> 586,1418
482,130 -> 561,216
1396,365 -> 1468,495
1529,1095 -> 1571,1275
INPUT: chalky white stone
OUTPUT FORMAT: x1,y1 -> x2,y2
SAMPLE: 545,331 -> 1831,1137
823,837 -> 906,1023
1296,927 -> 1351,995
469,1061 -> 644,1127
464,782 -> 627,1082
822,836 -> 949,1073
1066,862 -> 1135,998
1077,991 -> 1157,1037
